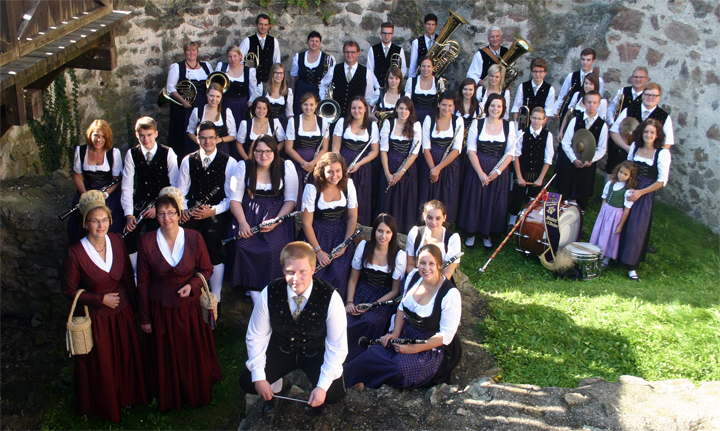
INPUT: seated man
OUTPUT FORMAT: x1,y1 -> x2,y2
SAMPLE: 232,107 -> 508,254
239,241 -> 348,415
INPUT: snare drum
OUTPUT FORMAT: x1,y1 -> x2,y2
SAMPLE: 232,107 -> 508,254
515,199 -> 583,256
564,242 -> 603,280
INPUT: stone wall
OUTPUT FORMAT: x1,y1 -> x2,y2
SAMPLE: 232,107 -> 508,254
2,0 -> 718,231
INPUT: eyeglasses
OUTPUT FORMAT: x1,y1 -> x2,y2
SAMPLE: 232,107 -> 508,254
157,211 -> 178,218
643,93 -> 660,98
344,51 -> 358,54
380,32 -> 393,35
631,75 -> 648,79
198,136 -> 217,141
254,149 -> 273,156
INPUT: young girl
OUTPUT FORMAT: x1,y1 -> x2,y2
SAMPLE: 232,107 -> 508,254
590,161 -> 638,268
406,200 -> 462,281
187,82 -> 237,155
476,64 -> 511,120
252,63 -> 294,130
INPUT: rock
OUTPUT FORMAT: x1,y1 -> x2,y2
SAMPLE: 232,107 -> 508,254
245,393 -> 261,413
426,386 -> 438,405
646,48 -> 663,67
565,392 -> 590,406
578,377 -> 606,387
705,71 -> 720,86
360,15 -> 383,32
345,3 -> 363,14
617,42 -> 641,63
619,375 -> 651,386
456,408 -> 469,416
602,68 -> 621,84
34,334 -> 46,346
31,313 -> 42,328
610,7 -> 645,33
467,377 -> 492,402
663,21 -> 699,45
481,367 -> 503,379
706,125 -> 720,141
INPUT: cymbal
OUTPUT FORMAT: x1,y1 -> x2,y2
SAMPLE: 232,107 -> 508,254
572,129 -> 596,163
619,117 -> 640,137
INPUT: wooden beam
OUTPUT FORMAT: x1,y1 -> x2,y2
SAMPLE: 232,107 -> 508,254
25,88 -> 43,121
17,0 -> 47,41
1,84 -> 27,128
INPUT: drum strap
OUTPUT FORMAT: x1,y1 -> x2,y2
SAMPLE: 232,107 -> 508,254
542,192 -> 563,262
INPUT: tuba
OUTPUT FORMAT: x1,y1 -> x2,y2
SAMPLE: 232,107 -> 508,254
422,9 -> 469,78
157,80 -> 197,107
206,71 -> 230,93
499,34 -> 534,91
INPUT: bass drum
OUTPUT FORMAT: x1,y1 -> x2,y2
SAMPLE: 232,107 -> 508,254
515,199 -> 583,256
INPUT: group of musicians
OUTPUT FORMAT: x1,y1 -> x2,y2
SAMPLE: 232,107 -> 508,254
62,11 -> 674,421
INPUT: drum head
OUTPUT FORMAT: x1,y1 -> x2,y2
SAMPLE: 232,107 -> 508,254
558,205 -> 582,249
566,242 -> 602,257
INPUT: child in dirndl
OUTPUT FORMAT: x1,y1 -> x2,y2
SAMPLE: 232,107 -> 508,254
590,160 -> 638,268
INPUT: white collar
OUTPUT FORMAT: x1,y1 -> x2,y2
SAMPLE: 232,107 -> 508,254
532,80 -> 544,88
583,112 -> 599,122
256,33 -> 267,40
425,34 -> 435,42
632,88 -> 644,97
287,280 -> 314,300
382,42 -> 392,48
157,227 -> 185,267
642,104 -> 656,114
345,63 -> 357,72
141,143 -> 158,156
200,149 -> 218,163
80,235 -> 113,273
530,126 -> 543,137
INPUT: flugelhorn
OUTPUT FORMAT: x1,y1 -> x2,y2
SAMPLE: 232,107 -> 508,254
499,34 -> 534,91
422,9 -> 469,78
517,97 -> 530,130
390,53 -> 403,69
157,80 -> 197,107
317,83 -> 341,124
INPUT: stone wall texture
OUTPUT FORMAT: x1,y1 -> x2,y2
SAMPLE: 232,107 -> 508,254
2,0 -> 718,231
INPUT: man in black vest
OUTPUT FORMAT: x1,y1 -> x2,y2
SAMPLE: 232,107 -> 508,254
240,241 -> 347,415
511,58 -> 556,123
319,41 -> 378,119
466,26 -> 509,86
239,14 -> 281,83
556,91 -> 608,211
610,82 -> 674,151
122,117 -> 179,273
367,22 -> 407,87
178,121 -> 237,304
606,66 -> 649,126
408,14 -> 438,79
553,48 -> 605,121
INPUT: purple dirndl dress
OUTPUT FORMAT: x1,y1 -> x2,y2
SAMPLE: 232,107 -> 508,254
303,182 -> 357,299
227,162 -> 296,291
338,121 -> 378,227
288,115 -> 326,212
409,77 -> 438,125
417,117 -> 461,225
457,120 -> 512,237
344,274 -> 461,389
377,132 -> 420,234
590,182 -> 629,260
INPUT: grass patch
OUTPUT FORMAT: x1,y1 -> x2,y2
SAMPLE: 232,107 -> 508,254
462,178 -> 720,388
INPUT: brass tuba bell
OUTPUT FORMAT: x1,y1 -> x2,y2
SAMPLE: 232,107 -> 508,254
206,71 -> 231,93
499,34 -> 534,91
422,9 -> 469,78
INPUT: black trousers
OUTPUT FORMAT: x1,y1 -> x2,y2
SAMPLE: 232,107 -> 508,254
123,207 -> 161,255
508,179 -> 543,216
182,211 -> 232,265
555,156 -> 595,211
239,340 -> 346,405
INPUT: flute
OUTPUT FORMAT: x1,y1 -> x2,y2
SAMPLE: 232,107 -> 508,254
385,139 -> 422,193
122,198 -> 157,238
179,187 -> 220,225
58,177 -> 122,221
347,140 -> 373,173
358,336 -> 427,349
221,211 -> 299,245
356,297 -> 400,312
491,131 -> 524,174
303,129 -> 330,184
316,228 -> 361,270
428,122 -> 462,181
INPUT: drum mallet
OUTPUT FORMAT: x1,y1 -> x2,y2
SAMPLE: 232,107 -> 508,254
479,174 -> 556,274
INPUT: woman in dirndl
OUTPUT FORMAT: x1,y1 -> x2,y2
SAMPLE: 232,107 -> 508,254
376,96 -> 422,233
617,119 -> 671,280
301,152 -> 358,299
137,187 -> 221,412
215,45 -> 253,160
186,82 -> 237,156
284,92 -> 330,211
344,243 -> 462,389
475,64 -> 511,121
457,93 -> 517,250
332,96 -> 379,227
252,63 -> 294,133
236,96 -> 286,161
417,92 -> 464,226
455,78 -> 483,197
405,56 -> 439,124
345,214 -> 406,361
62,190 -> 146,422
68,120 -> 124,244
227,135 -> 297,304
406,199 -> 462,281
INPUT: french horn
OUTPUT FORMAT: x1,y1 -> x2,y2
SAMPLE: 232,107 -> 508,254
157,80 -> 197,107
206,71 -> 230,93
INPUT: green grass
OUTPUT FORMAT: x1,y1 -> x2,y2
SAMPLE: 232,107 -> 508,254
39,323 -> 247,430
462,181 -> 720,388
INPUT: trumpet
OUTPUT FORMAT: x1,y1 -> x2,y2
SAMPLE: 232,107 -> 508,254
157,80 -> 197,107
390,53 -> 403,69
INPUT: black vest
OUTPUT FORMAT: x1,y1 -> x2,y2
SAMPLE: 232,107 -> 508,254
518,127 -> 548,177
341,122 -> 371,151
221,63 -> 250,99
79,145 -> 115,184
388,119 -> 412,153
371,43 -> 402,87
298,51 -> 328,86
313,185 -> 348,221
331,63 -> 369,117
188,151 -> 229,207
618,86 -> 642,113
244,118 -> 277,148
521,80 -> 551,113
248,34 -> 276,83
410,77 -> 438,109
295,115 -> 324,149
176,61 -> 211,92
416,34 -> 438,60
478,46 -> 509,81
130,144 -> 170,208
573,112 -> 606,147
631,145 -> 660,180
475,119 -> 511,156
403,272 -> 456,332
429,116 -> 458,149
267,277 -> 335,354
626,103 -> 669,126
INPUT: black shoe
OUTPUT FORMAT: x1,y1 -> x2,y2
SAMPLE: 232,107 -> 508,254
309,404 -> 328,417
647,245 -> 656,254
261,378 -> 293,416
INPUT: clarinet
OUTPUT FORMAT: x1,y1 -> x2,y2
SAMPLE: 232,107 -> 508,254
316,228 -> 361,270
429,121 -> 462,181
385,139 -> 423,193
221,211 -> 299,245
491,131 -> 524,174
58,177 -> 122,221
121,198 -> 157,238
303,129 -> 330,184
179,187 -> 220,225
347,140 -> 373,172
358,336 -> 427,349
443,252 -> 464,269
356,296 -> 400,312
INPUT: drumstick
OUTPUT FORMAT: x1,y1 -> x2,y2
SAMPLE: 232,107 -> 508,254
479,174 -> 556,274
568,242 -> 601,256
273,394 -> 308,403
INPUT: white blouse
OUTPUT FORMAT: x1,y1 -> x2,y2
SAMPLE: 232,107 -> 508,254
395,269 -> 462,345
236,118 -> 286,143
228,159 -> 298,203
404,77 -> 437,97
601,180 -> 634,208
421,116 -> 464,152
285,115 -> 330,141
186,106 -> 237,139
166,62 -> 213,94
80,235 -> 113,273
405,226 -> 462,263
333,118 -> 380,144
466,119 -> 517,154
73,147 -> 123,176
301,180 -> 358,211
157,227 -> 185,267
214,62 -> 248,82
627,143 -> 672,186
351,240 -> 407,280
290,51 -> 336,77
379,120 -> 422,153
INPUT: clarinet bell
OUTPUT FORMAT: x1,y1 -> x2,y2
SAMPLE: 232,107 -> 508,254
358,336 -> 371,349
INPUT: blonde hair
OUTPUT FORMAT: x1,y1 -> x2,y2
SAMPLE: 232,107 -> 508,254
484,64 -> 506,92
79,190 -> 111,225
280,241 -> 316,268
135,116 -> 157,132
264,63 -> 288,97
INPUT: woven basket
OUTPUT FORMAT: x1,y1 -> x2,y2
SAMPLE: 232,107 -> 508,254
66,289 -> 93,356
196,272 -> 218,328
